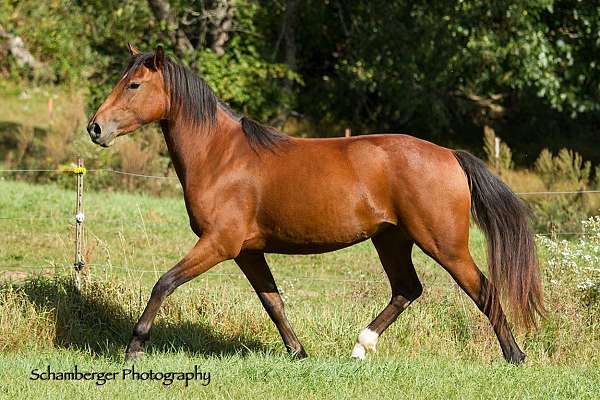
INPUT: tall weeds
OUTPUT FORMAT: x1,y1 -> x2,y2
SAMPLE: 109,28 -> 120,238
531,148 -> 596,232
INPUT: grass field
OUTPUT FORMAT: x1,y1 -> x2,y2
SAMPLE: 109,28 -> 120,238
0,178 -> 599,399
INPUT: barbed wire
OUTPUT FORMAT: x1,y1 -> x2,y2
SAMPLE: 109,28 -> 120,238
536,232 -> 598,236
0,169 -> 65,173
518,190 -> 600,195
87,168 -> 178,180
0,266 -> 468,294
91,264 -> 392,283
0,166 -> 599,282
0,262 -> 407,285
3,166 -> 600,194
0,266 -> 66,271
0,216 -> 67,220
0,211 -> 593,238
0,167 -> 177,180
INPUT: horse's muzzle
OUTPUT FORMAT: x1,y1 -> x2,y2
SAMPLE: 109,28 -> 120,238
87,121 -> 114,147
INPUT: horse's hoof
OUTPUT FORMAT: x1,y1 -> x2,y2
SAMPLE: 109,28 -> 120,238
125,350 -> 145,362
507,351 -> 526,365
291,348 -> 308,360
350,343 -> 366,360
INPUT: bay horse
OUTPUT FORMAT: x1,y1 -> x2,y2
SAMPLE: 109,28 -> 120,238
88,44 -> 544,363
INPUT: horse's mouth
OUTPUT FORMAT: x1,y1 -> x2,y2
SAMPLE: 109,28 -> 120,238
91,134 -> 115,148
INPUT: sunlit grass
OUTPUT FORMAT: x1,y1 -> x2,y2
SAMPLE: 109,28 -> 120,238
0,179 -> 599,398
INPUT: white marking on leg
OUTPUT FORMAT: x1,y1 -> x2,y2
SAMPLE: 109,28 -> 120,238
350,328 -> 379,359
358,328 -> 379,352
351,342 -> 366,360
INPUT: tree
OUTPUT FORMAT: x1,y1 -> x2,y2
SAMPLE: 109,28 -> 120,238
1,0 -> 598,163
146,0 -> 194,58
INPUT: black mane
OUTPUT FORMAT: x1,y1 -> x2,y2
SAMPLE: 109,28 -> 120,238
125,53 -> 288,151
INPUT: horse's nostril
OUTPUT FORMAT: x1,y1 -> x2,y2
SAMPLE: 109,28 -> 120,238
88,122 -> 102,138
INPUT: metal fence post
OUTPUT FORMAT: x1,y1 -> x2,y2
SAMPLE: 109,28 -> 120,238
74,158 -> 86,290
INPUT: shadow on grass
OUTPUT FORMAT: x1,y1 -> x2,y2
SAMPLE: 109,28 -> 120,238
1,275 -> 267,359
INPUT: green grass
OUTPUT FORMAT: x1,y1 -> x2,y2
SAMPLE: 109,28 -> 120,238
0,179 -> 599,399
1,351 -> 599,400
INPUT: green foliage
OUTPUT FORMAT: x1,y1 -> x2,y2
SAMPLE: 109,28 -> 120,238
0,0 -> 297,120
0,0 -> 92,83
198,42 -> 300,121
459,1 -> 600,116
0,0 -> 599,162
286,1 -> 598,134
189,0 -> 300,120
194,2 -> 301,121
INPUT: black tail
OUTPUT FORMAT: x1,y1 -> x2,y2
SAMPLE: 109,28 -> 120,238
454,150 -> 544,329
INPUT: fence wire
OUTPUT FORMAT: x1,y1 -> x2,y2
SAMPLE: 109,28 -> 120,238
88,168 -> 178,180
1,166 -> 599,284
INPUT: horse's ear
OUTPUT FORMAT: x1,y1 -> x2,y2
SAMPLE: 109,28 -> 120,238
127,43 -> 141,56
153,45 -> 165,70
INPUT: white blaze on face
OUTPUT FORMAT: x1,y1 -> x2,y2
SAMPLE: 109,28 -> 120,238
350,328 -> 379,360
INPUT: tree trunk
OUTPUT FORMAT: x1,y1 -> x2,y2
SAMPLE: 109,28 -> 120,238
269,0 -> 299,128
0,24 -> 41,70
206,0 -> 235,56
146,0 -> 194,58
282,0 -> 298,90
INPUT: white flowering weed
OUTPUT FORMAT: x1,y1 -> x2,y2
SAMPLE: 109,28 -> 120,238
539,215 -> 600,304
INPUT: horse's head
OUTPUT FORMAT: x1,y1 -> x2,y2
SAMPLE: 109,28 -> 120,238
87,44 -> 169,147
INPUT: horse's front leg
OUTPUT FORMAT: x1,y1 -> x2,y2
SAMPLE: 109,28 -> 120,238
125,235 -> 230,360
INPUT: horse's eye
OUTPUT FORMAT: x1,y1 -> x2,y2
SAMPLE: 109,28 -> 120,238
127,82 -> 141,90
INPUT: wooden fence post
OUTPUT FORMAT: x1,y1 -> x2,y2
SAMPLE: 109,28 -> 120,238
74,158 -> 86,290
494,136 -> 501,177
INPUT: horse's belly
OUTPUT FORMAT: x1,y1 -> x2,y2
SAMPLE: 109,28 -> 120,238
256,200 -> 394,254
253,138 -> 397,253
261,236 -> 373,255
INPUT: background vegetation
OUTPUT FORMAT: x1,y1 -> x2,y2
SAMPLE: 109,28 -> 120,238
1,0 -> 599,157
1,2 -> 600,397
1,0 -> 599,230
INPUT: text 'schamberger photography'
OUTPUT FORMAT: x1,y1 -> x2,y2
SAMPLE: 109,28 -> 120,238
0,1 -> 599,399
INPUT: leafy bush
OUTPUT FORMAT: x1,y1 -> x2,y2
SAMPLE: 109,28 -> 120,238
196,37 -> 301,122
0,0 -> 91,83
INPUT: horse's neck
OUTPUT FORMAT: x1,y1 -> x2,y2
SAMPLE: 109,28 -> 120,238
160,108 -> 247,187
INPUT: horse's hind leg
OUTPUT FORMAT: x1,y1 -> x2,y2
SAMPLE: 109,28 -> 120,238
430,249 -> 525,363
235,252 -> 307,358
351,228 -> 422,360
413,223 -> 525,363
